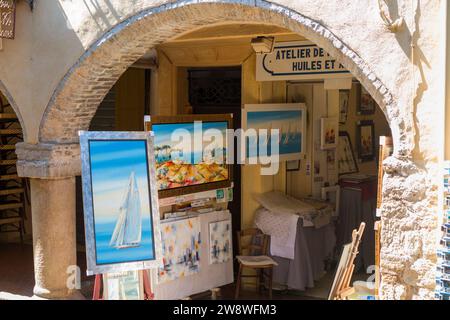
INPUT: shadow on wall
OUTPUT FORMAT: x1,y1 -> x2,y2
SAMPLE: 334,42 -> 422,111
81,0 -> 121,30
382,0 -> 430,160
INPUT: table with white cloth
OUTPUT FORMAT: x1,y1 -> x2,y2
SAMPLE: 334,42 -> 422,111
254,205 -> 336,291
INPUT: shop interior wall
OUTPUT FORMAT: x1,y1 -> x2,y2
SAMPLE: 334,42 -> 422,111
340,83 -> 391,175
112,38 -> 391,230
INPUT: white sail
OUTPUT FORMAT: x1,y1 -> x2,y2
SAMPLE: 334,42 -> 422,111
109,171 -> 142,249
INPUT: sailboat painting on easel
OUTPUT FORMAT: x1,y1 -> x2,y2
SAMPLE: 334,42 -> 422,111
89,140 -> 156,265
80,132 -> 163,275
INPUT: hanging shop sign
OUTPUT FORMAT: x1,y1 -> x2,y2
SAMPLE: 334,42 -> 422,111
0,0 -> 16,39
256,41 -> 351,81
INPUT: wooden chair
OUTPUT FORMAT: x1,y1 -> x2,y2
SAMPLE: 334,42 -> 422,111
235,228 -> 277,299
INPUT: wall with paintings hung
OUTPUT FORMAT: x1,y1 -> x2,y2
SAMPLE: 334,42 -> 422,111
285,83 -> 340,199
338,82 -> 391,175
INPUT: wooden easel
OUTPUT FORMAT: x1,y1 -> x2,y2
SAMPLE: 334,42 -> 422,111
333,222 -> 366,300
92,270 -> 154,300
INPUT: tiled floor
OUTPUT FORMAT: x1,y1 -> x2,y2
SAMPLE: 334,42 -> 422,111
0,243 -> 94,299
0,243 -> 363,300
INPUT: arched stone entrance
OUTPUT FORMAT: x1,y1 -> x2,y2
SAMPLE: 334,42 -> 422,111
15,0 -> 437,300
0,80 -> 26,141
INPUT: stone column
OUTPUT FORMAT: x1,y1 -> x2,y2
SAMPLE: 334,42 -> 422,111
16,142 -> 83,299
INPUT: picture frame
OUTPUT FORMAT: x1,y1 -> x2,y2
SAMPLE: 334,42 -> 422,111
242,103 -> 307,163
357,120 -> 376,162
339,90 -> 350,124
338,131 -> 359,175
103,270 -> 144,300
209,219 -> 233,265
146,114 -> 233,199
79,131 -> 163,276
320,117 -> 338,150
157,216 -> 201,284
357,84 -> 376,115
286,160 -> 301,172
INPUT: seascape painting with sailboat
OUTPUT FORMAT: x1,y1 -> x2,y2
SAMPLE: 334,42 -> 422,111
89,140 -> 155,265
245,109 -> 304,160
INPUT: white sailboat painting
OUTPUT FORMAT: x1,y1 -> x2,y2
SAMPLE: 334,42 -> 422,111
88,139 -> 156,266
110,171 -> 142,249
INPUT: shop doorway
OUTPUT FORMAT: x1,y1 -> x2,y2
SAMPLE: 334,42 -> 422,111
188,66 -> 242,259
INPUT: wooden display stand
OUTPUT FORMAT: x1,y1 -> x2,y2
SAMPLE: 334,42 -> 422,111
329,223 -> 366,300
92,271 -> 154,300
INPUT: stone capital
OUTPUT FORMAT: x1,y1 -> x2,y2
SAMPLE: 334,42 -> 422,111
16,142 -> 81,179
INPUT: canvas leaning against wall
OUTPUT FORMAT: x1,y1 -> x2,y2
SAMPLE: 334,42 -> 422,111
209,220 -> 232,264
158,216 -> 201,284
147,114 -> 233,198
242,103 -> 307,163
79,131 -> 163,276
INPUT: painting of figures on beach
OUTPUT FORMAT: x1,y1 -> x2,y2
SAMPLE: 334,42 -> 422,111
209,220 -> 232,264
152,120 -> 229,195
89,140 -> 155,266
158,217 -> 201,284
243,104 -> 306,162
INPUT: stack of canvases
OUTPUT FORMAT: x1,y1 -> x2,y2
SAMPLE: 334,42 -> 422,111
437,162 -> 450,300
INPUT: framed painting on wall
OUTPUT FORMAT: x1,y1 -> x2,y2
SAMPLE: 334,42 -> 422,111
79,131 -> 163,276
146,114 -> 233,199
320,117 -> 338,150
339,90 -> 350,124
338,131 -> 359,175
157,216 -> 201,284
357,84 -> 376,115
103,270 -> 144,300
242,103 -> 307,163
357,120 -> 376,162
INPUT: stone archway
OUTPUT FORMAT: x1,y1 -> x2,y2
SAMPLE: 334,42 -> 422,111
16,0 -> 437,300
0,80 -> 27,141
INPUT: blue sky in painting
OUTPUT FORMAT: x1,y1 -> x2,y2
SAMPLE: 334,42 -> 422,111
152,121 -> 228,164
89,140 -> 155,264
89,140 -> 151,222
247,110 -> 302,126
153,121 -> 228,147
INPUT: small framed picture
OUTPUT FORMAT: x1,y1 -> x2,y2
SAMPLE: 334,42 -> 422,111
357,84 -> 376,115
339,90 -> 350,124
338,131 -> 359,175
286,160 -> 301,171
357,120 -> 376,161
103,270 -> 144,300
321,118 -> 338,150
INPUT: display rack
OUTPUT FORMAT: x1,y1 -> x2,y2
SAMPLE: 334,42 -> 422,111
437,162 -> 450,300
0,97 -> 27,243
